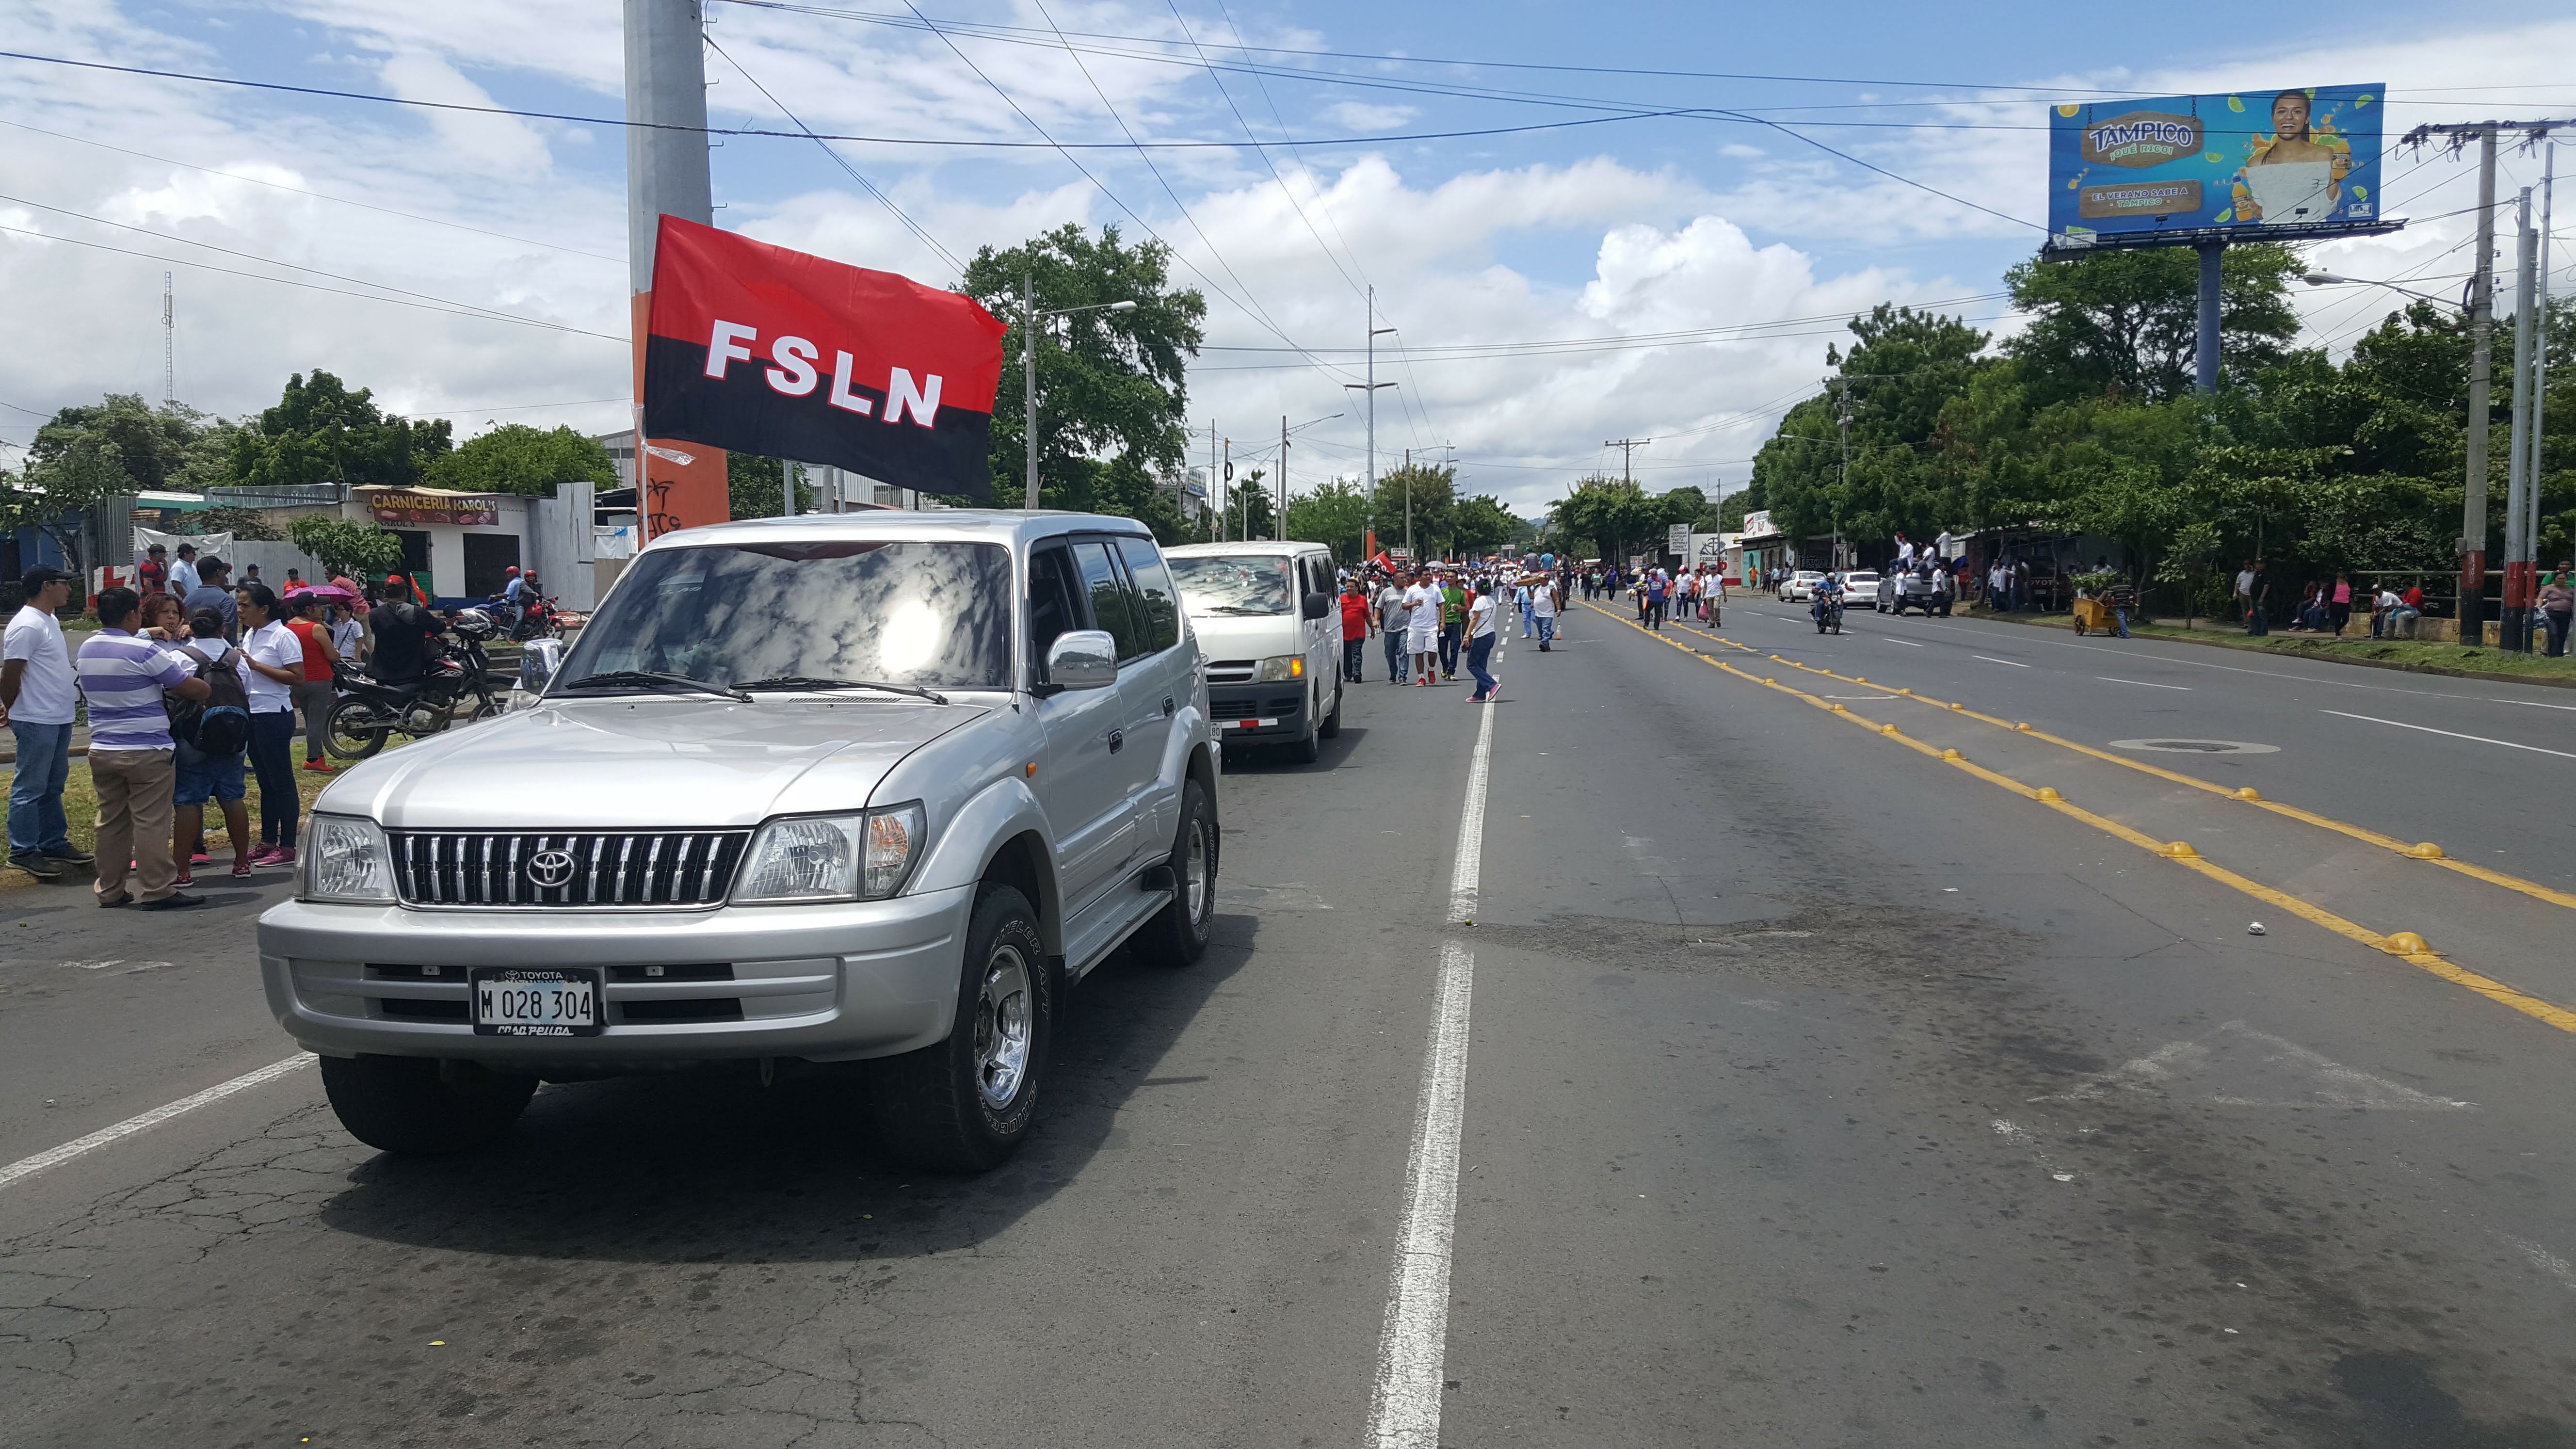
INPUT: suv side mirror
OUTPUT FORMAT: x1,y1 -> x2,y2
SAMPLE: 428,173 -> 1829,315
520,637 -> 564,693
1301,592 -> 1331,620
1045,630 -> 1118,691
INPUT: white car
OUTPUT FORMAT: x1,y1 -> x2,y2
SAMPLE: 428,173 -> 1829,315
1837,571 -> 1881,607
1776,570 -> 1827,602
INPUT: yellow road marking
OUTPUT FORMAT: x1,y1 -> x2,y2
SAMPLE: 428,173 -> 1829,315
1695,615 -> 2576,914
1583,603 -> 2576,1035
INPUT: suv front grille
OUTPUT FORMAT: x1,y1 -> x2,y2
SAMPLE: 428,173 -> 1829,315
386,830 -> 753,908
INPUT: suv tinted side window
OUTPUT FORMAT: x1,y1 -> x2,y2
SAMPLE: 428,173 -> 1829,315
1071,540 -> 1143,661
1028,545 -> 1084,681
1116,535 -> 1181,654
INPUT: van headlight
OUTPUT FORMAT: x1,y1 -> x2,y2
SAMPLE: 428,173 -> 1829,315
1256,654 -> 1306,681
735,803 -> 927,903
303,815 -> 397,904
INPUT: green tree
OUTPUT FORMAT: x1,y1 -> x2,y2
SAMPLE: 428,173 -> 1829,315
288,514 -> 407,578
2004,243 -> 2301,404
1549,475 -> 1667,564
427,424 -> 618,496
1752,304 -> 1994,551
1449,495 -> 1524,558
225,370 -> 451,488
726,452 -> 803,520
960,224 -> 1206,515
1284,477 -> 1371,563
1371,463 -> 1454,556
1215,468 -> 1276,542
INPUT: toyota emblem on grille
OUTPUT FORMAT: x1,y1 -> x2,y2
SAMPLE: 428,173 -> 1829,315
524,849 -> 577,888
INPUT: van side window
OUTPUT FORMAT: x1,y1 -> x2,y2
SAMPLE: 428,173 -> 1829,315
1071,540 -> 1144,661
1116,535 -> 1181,654
1028,545 -> 1084,680
1304,555 -> 1332,599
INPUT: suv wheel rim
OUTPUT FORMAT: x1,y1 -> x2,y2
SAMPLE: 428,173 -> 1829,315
973,946 -> 1033,1110
1183,818 -> 1210,926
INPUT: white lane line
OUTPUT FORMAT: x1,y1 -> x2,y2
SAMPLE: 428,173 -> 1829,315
1447,692 -> 1495,925
1973,654 -> 2031,668
1882,637 -> 1924,647
2097,676 -> 2192,691
0,1054 -> 313,1192
1367,667 -> 1493,1449
1366,939 -> 1475,1449
2320,709 -> 2576,760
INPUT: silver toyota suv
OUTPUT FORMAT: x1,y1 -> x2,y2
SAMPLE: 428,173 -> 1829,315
258,511 -> 1220,1171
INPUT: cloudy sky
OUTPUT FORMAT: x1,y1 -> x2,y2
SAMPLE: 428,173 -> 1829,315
3,0 -> 2572,515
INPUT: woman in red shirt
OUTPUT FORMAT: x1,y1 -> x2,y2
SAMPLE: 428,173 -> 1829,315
283,593 -> 341,771
1338,579 -> 1373,683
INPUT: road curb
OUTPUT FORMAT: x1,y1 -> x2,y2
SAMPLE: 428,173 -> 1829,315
1961,609 -> 2576,691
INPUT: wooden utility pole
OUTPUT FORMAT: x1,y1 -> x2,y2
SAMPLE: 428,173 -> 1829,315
1605,437 -> 1652,485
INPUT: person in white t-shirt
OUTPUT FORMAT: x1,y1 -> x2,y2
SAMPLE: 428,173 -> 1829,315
1374,576 -> 1409,684
233,583 -> 308,868
1530,573 -> 1559,651
1464,580 -> 1501,702
1402,575 -> 1442,685
3,566 -> 89,876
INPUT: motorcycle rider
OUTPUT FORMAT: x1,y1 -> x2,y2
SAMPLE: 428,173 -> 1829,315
1811,571 -> 1846,628
366,576 -> 442,686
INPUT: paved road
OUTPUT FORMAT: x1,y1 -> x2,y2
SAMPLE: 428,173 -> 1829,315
6,605 -> 2574,1447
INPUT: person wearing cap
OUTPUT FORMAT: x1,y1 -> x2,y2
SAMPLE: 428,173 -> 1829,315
139,542 -> 170,596
4,566 -> 91,878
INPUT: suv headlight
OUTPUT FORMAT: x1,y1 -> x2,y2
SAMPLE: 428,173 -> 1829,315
1256,653 -> 1306,682
735,802 -> 928,904
303,815 -> 397,905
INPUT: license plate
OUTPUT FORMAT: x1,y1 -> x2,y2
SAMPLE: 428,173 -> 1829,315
471,968 -> 603,1036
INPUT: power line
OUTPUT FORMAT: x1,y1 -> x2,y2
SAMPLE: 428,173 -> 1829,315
0,223 -> 626,341
0,118 -> 623,263
701,32 -> 965,275
0,191 -> 616,339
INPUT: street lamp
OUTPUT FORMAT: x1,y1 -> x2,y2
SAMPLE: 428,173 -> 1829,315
1024,274 -> 1138,509
2300,274 -> 2462,308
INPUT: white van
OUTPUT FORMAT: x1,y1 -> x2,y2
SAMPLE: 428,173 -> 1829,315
1163,542 -> 1343,763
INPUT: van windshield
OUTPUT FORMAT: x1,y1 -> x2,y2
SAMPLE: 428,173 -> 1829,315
555,539 -> 1014,692
1168,555 -> 1293,616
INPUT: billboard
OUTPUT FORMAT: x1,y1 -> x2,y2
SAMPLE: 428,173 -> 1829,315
2048,85 -> 2383,242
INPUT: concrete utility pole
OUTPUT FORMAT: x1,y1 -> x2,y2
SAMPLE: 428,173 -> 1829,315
2403,118 -> 2574,642
1278,414 -> 1288,541
2505,188 -> 2539,650
626,0 -> 725,539
161,273 -> 175,408
1344,288 -> 1399,554
1024,272 -> 1039,510
1606,437 -> 1652,485
2529,145 -> 2557,653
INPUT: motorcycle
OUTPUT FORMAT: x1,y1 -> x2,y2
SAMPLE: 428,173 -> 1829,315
322,609 -> 505,760
485,591 -> 567,642
1813,593 -> 1845,634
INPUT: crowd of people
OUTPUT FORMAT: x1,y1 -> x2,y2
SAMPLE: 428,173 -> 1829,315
1332,560 -> 1574,704
3,555 -> 451,906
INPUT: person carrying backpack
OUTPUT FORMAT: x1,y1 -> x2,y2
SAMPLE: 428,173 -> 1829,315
168,608 -> 256,882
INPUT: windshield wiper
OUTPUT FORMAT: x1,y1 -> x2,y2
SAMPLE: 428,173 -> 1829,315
1204,605 -> 1282,615
561,670 -> 751,702
732,676 -> 950,705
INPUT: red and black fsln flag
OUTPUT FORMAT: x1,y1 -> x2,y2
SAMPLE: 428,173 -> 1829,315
644,215 -> 1008,500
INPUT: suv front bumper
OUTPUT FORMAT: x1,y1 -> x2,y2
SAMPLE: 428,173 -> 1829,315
257,884 -> 975,1067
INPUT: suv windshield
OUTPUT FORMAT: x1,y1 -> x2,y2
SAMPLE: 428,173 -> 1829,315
1168,555 -> 1293,616
555,539 -> 1014,693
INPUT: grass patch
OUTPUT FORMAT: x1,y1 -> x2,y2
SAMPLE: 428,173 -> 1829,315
3,753 -> 343,895
1994,611 -> 2576,682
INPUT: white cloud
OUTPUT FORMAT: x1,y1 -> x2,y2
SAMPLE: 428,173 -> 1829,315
1321,101 -> 1418,132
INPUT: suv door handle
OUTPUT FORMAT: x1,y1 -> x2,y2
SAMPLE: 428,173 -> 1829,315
1162,696 -> 1175,717
1107,728 -> 1125,754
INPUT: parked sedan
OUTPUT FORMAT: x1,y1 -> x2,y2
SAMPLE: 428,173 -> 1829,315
1836,571 -> 1881,607
1776,570 -> 1828,602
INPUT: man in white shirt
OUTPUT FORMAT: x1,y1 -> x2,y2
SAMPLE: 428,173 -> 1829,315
167,544 -> 201,600
1530,571 -> 1559,650
1464,580 -> 1501,702
1402,573 -> 1442,686
1374,574 -> 1410,684
3,566 -> 90,877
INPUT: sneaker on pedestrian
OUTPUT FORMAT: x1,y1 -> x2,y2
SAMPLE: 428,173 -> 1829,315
301,759 -> 336,773
232,859 -> 256,878
268,846 -> 297,867
136,892 -> 208,911
248,844 -> 284,867
173,870 -> 194,887
98,893 -> 130,908
11,852 -> 64,880
190,851 -> 213,865
45,844 -> 96,865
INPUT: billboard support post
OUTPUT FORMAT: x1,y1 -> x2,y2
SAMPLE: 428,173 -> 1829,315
626,0 -> 727,540
2195,244 -> 2224,394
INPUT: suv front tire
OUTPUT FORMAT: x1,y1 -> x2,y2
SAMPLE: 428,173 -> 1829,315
869,885 -> 1054,1172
